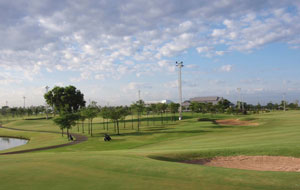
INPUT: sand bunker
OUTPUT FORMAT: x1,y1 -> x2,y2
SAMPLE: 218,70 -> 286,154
183,156 -> 300,172
215,119 -> 259,126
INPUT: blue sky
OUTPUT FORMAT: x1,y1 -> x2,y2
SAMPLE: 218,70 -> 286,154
0,0 -> 300,107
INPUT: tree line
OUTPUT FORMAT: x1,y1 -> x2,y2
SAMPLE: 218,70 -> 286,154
187,99 -> 299,115
43,86 -> 181,137
0,106 -> 49,119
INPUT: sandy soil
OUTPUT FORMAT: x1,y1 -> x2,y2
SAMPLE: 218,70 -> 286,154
215,119 -> 259,126
183,156 -> 300,172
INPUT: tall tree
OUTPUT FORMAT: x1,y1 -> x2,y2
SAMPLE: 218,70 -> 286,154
44,85 -> 85,113
44,86 -> 86,135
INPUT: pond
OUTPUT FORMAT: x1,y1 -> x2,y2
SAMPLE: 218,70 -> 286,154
0,137 -> 28,151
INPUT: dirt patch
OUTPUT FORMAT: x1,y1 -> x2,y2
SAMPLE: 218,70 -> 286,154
215,119 -> 259,126
183,156 -> 300,172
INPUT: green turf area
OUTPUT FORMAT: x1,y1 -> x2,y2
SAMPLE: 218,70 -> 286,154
0,111 -> 300,189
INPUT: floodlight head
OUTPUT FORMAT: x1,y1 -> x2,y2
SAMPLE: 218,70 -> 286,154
176,61 -> 184,67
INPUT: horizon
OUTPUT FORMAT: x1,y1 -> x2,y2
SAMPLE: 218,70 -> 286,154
1,1 -> 300,107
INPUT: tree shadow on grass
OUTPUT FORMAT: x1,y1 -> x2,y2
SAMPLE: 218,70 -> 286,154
115,129 -> 211,137
92,128 -> 211,138
24,117 -> 53,120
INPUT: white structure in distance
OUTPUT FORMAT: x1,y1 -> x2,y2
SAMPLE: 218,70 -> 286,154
145,100 -> 173,105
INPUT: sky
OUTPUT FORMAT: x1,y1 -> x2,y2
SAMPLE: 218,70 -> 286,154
0,0 -> 300,107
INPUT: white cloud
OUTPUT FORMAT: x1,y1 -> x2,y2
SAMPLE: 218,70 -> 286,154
55,65 -> 64,71
122,82 -> 152,93
196,46 -> 212,53
220,65 -> 233,72
0,1 -> 299,106
212,29 -> 226,37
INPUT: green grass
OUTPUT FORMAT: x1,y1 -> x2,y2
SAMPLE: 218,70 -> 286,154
0,111 -> 300,189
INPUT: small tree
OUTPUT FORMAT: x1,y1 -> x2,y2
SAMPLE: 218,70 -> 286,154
107,106 -> 126,135
82,105 -> 98,137
79,109 -> 87,133
121,106 -> 129,128
156,103 -> 167,125
150,104 -> 157,125
53,112 -> 79,137
145,106 -> 151,126
162,103 -> 168,122
189,102 -> 200,114
100,107 -> 110,131
169,102 -> 180,122
131,100 -> 145,131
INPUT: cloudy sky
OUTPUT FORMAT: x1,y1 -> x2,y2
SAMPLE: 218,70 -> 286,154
0,0 -> 300,107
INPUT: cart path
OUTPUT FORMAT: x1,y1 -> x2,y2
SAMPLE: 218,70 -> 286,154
0,125 -> 88,155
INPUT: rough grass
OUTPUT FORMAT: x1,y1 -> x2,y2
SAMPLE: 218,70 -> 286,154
0,111 -> 300,190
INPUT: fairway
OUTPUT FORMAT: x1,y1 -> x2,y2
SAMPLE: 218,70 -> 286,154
1,111 -> 300,190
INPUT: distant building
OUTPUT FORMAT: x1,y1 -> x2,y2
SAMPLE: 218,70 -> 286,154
189,96 -> 224,105
182,96 -> 224,111
145,99 -> 173,105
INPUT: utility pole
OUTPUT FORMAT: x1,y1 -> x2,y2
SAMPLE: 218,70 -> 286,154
283,93 -> 286,111
138,90 -> 141,101
237,88 -> 242,111
45,86 -> 49,119
5,101 -> 8,107
23,96 -> 26,108
176,61 -> 184,120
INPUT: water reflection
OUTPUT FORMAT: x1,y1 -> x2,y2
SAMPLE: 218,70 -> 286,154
0,137 -> 28,151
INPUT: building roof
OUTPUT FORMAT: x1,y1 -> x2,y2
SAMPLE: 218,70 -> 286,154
189,96 -> 222,102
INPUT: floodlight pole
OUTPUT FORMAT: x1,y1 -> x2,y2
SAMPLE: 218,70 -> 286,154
176,61 -> 184,120
45,86 -> 49,119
